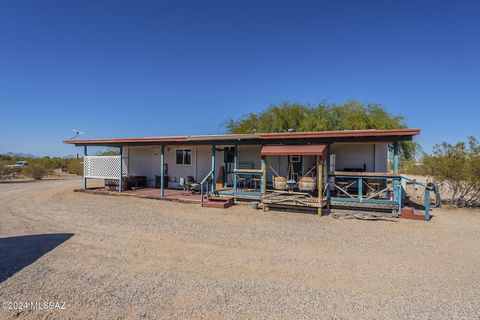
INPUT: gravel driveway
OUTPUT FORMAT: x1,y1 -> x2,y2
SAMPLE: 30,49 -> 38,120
1,179 -> 479,319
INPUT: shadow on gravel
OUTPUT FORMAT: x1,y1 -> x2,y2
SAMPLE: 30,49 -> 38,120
0,233 -> 74,283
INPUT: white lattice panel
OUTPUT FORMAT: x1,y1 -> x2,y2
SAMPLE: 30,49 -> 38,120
84,156 -> 128,179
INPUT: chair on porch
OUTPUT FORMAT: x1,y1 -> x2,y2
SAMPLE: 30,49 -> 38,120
181,176 -> 201,194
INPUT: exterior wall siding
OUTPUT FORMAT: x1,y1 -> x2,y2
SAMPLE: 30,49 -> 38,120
126,143 -> 389,189
332,143 -> 387,172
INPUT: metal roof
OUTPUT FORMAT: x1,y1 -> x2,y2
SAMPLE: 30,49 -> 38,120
63,128 -> 420,145
261,144 -> 327,156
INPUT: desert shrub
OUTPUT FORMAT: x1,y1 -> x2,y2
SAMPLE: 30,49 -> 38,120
24,164 -> 47,180
400,160 -> 429,176
423,136 -> 480,207
39,157 -> 64,171
67,158 -> 83,175
0,162 -> 15,179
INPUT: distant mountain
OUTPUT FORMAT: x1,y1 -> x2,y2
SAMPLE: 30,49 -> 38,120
4,152 -> 37,158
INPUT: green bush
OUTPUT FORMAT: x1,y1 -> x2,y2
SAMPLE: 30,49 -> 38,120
0,162 -> 15,179
67,158 -> 83,175
400,161 -> 428,176
24,164 -> 47,180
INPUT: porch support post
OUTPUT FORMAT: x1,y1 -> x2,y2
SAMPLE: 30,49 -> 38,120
393,141 -> 399,173
392,141 -> 401,213
317,155 -> 323,215
83,146 -> 88,190
233,144 -> 238,192
424,187 -> 431,221
223,148 -> 228,188
160,145 -> 165,198
119,146 -> 123,193
211,144 -> 216,191
261,156 -> 266,195
358,177 -> 363,200
326,144 -> 331,213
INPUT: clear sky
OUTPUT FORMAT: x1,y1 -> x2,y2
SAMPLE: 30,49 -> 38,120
1,0 -> 479,157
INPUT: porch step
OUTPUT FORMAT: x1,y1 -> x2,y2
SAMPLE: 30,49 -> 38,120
401,206 -> 427,221
203,196 -> 234,209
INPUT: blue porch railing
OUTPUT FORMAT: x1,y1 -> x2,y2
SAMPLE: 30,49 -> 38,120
200,169 -> 214,207
329,173 -> 402,214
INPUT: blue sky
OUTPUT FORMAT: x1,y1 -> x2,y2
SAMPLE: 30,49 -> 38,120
0,0 -> 479,157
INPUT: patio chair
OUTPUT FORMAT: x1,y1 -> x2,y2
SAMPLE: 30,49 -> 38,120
183,176 -> 200,194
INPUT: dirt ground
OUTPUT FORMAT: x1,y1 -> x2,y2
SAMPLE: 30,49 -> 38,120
1,178 -> 480,319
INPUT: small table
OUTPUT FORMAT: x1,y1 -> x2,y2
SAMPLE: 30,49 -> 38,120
286,180 -> 297,191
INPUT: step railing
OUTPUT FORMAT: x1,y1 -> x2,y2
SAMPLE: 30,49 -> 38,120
401,176 -> 441,221
200,169 -> 214,207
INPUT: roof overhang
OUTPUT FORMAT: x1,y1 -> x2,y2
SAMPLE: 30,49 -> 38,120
261,144 -> 327,157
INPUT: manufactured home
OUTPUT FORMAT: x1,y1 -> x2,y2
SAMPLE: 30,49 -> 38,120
64,128 -> 421,217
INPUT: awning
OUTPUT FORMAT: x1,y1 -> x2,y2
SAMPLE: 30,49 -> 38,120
261,144 -> 327,157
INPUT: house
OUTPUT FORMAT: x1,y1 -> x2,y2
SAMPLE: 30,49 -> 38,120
64,128 -> 420,216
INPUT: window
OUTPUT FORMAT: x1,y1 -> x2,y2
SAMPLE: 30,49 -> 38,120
175,149 -> 192,165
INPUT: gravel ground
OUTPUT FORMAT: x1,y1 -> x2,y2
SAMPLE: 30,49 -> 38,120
0,178 -> 480,319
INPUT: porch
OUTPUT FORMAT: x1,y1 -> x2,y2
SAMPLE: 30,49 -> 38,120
82,187 -> 203,203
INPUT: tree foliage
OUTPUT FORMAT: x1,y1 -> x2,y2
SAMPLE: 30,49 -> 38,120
225,101 -> 417,160
423,136 -> 480,207
96,148 -> 120,156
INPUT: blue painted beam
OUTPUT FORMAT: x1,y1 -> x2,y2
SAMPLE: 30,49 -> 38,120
358,177 -> 363,200
211,144 -> 216,191
393,141 -> 399,173
233,144 -> 238,192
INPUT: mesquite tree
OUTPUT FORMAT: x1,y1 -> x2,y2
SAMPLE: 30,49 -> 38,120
423,137 -> 480,207
225,100 -> 418,161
